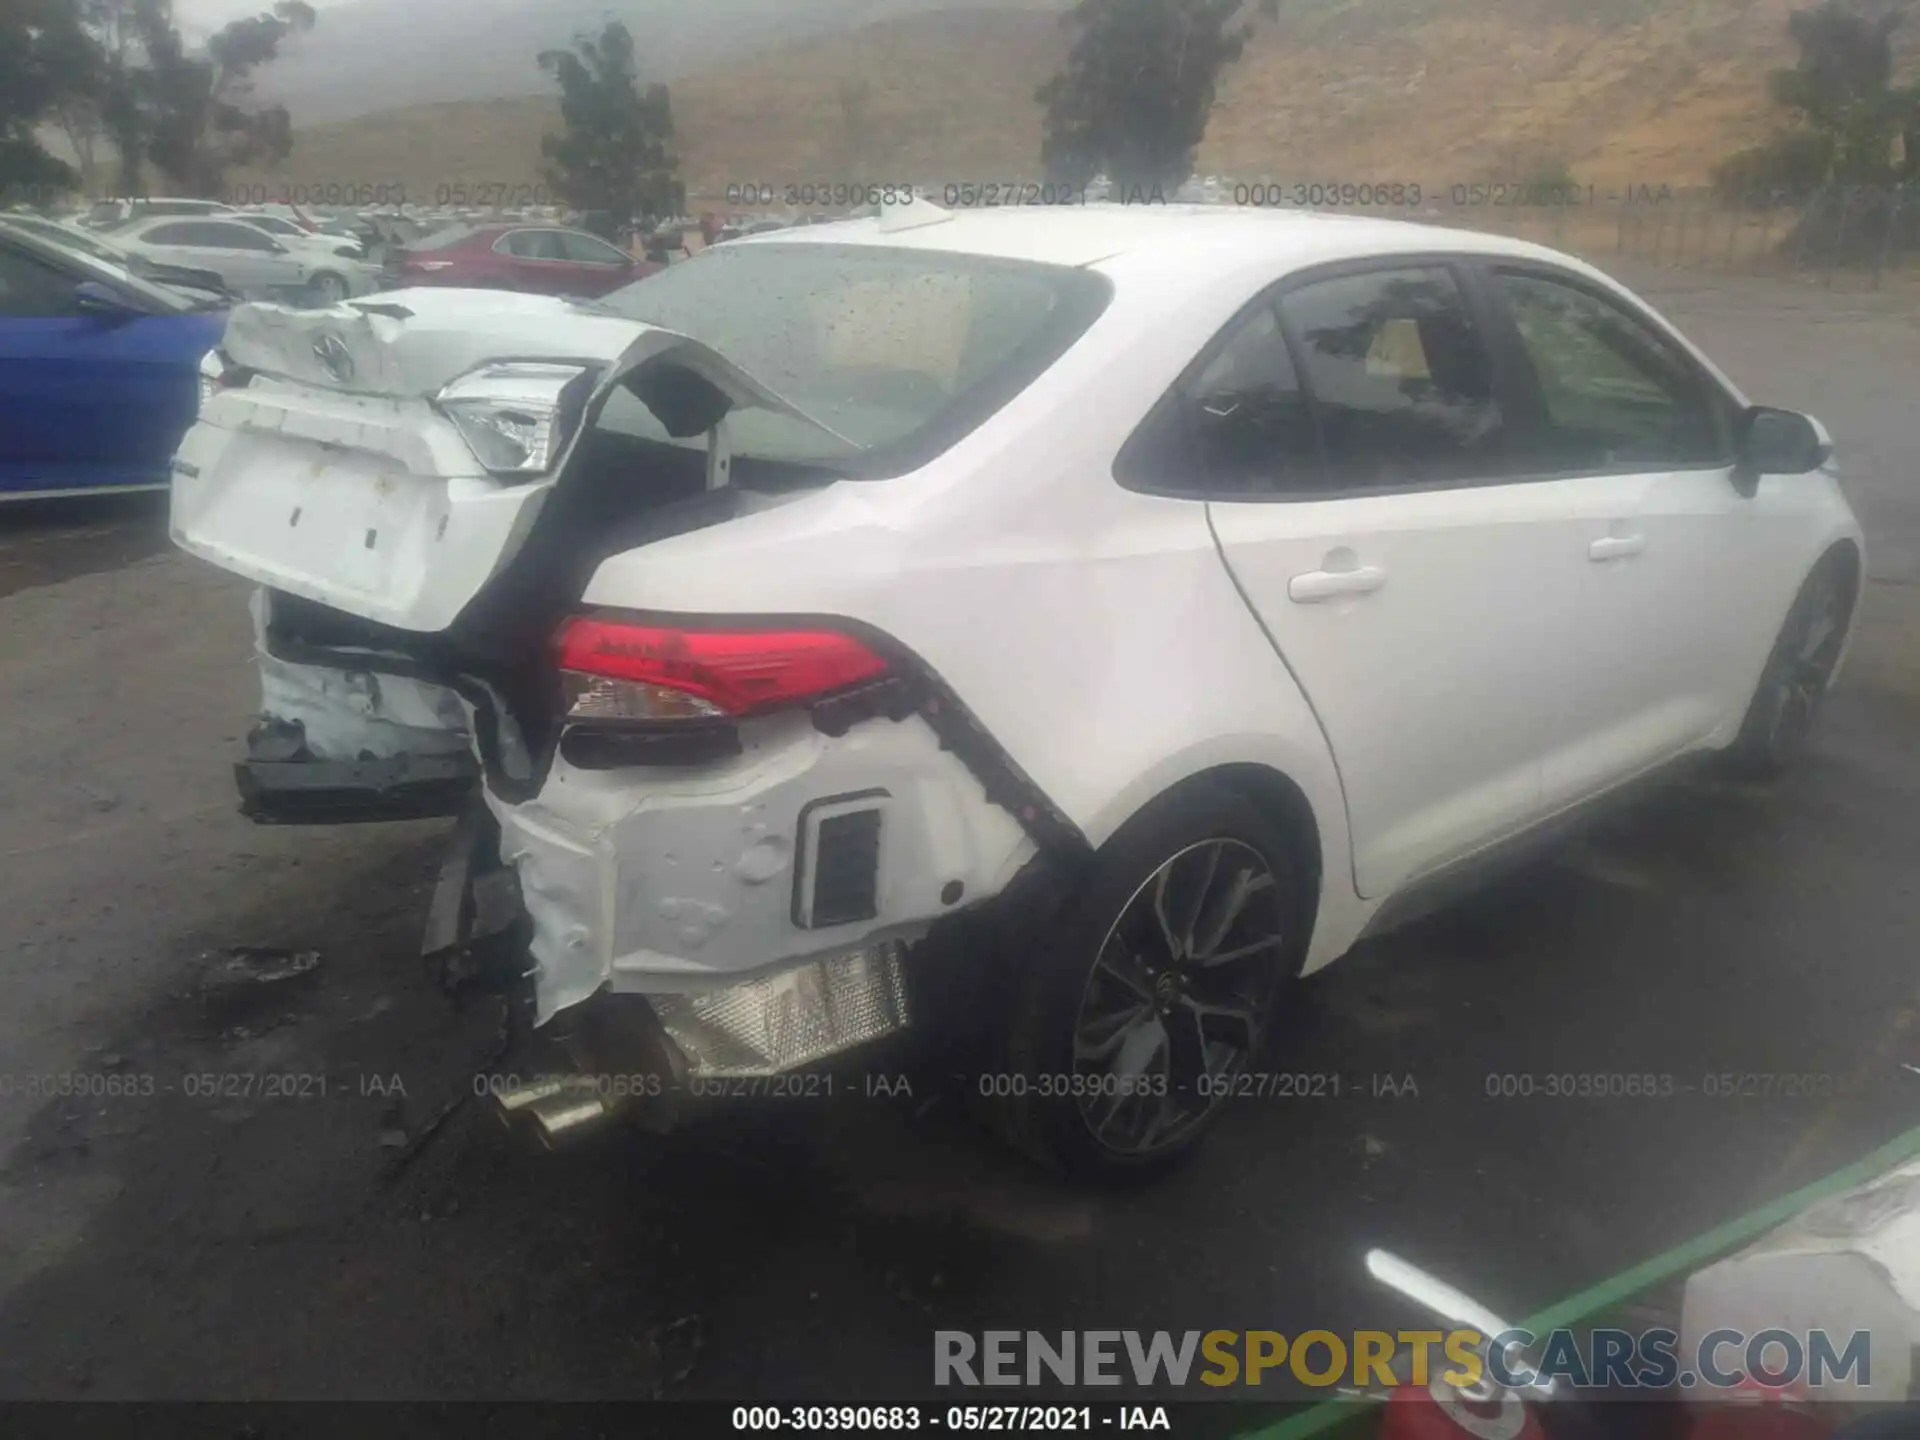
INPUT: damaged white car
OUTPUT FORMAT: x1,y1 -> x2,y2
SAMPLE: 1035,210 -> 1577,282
171,199 -> 1864,1178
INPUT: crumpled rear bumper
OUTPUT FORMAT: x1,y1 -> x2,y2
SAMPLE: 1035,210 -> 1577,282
237,588 -> 480,824
481,708 -> 1035,1071
239,591 -> 1037,1076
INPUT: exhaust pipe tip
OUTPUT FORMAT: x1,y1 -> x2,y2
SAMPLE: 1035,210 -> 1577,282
501,1088 -> 614,1150
495,1076 -> 569,1114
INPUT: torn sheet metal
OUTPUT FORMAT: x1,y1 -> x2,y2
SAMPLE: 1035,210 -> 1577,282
249,588 -> 471,762
483,708 -> 1032,1028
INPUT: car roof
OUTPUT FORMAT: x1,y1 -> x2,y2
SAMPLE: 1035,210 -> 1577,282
119,214 -> 252,234
726,202 -> 1582,274
464,221 -> 589,236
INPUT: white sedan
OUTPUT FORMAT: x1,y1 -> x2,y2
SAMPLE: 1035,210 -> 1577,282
110,214 -> 377,303
231,211 -> 369,263
169,200 -> 1863,1178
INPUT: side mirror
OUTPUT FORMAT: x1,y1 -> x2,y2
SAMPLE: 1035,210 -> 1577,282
74,280 -> 142,322
1736,406 -> 1831,479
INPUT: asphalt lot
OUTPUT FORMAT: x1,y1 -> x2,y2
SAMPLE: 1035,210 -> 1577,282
0,261 -> 1917,1404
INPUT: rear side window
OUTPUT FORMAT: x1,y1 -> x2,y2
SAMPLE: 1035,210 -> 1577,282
1493,270 -> 1728,469
503,230 -> 568,260
1117,304 -> 1320,495
142,223 -> 202,246
1278,266 -> 1506,490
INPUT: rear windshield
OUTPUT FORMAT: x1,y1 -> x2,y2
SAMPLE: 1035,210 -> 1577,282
590,242 -> 1110,473
408,225 -> 479,251
134,201 -> 227,217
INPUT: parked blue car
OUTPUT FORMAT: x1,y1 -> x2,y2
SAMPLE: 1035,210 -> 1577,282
0,221 -> 228,501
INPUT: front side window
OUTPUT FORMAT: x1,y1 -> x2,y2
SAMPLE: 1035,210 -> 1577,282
1494,270 -> 1727,470
1280,266 -> 1507,490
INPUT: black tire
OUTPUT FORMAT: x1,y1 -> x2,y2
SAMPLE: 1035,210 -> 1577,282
1723,548 -> 1857,779
984,782 -> 1307,1183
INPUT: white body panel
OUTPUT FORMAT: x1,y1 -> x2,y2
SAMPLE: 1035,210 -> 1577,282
1207,486 -> 1579,900
170,206 -> 1866,1031
485,712 -> 1034,1021
173,292 -> 822,632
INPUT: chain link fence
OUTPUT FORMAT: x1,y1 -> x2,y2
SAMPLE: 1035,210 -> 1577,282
1428,182 -> 1920,289
682,178 -> 1920,289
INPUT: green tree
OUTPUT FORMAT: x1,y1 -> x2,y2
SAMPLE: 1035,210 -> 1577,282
539,21 -> 685,233
0,0 -> 95,203
73,0 -> 314,198
1036,0 -> 1278,193
1714,0 -> 1920,196
136,0 -> 315,196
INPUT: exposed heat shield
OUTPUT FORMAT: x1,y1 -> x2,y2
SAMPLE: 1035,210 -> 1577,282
648,942 -> 911,1076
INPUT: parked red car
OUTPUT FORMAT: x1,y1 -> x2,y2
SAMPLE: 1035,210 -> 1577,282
381,222 -> 659,297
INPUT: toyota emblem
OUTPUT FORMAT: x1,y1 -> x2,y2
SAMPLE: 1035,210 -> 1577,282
313,334 -> 355,382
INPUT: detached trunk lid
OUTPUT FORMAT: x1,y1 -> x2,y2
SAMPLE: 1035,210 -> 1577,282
169,290 -> 833,634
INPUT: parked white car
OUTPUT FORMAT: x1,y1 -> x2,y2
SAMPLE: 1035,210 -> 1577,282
83,196 -> 238,229
111,215 -> 376,303
232,211 -> 368,262
170,201 -> 1864,1178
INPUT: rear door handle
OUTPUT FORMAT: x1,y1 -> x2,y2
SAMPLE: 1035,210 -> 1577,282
1588,534 -> 1646,562
1288,566 -> 1386,603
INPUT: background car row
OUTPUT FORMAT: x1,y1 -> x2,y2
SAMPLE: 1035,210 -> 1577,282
0,202 -> 682,502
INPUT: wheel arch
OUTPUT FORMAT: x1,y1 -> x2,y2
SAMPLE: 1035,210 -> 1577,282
1198,761 -> 1325,954
1815,535 -> 1866,690
1079,749 -> 1345,966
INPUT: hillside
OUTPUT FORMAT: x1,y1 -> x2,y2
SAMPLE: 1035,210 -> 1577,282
253,0 -> 1891,205
254,0 -> 1071,125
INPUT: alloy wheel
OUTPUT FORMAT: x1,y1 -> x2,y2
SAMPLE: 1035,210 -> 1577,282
1764,567 -> 1849,763
1070,838 -> 1288,1157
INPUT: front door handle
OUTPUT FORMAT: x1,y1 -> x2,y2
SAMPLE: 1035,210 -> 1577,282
1289,566 -> 1387,603
1588,534 -> 1646,562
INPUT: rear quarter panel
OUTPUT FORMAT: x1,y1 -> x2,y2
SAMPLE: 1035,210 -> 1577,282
578,256 -> 1366,969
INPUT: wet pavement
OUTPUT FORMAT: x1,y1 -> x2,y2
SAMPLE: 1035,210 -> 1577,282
0,264 -> 1916,1403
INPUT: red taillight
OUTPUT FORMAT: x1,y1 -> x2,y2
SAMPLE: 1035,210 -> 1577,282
553,617 -> 890,720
